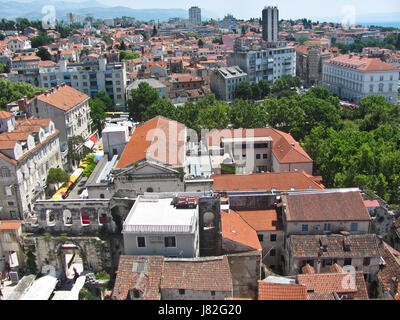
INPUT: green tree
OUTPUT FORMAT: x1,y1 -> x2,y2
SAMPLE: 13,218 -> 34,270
30,33 -> 53,48
0,79 -> 44,109
143,98 -> 176,121
298,36 -> 309,44
119,50 -> 140,61
212,36 -> 223,44
127,81 -> 160,121
230,99 -> 267,128
94,90 -> 113,110
119,41 -> 127,50
89,98 -> 107,134
46,168 -> 69,185
234,81 -> 252,100
198,101 -> 230,130
36,47 -> 51,61
198,38 -> 204,47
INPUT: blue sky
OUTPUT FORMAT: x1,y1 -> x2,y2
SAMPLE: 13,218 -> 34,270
94,0 -> 400,20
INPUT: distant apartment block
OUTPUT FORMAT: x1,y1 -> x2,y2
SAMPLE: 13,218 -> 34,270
38,58 -> 127,110
262,6 -> 279,42
228,40 -> 296,84
322,54 -> 399,103
189,6 -> 201,26
210,66 -> 248,101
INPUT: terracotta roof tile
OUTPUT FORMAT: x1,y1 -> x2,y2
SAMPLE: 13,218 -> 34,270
258,281 -> 307,300
221,209 -> 262,251
377,241 -> 400,297
325,54 -> 399,71
212,171 -> 324,192
161,256 -> 233,292
283,190 -> 371,222
290,234 -> 380,259
33,85 -> 89,112
117,116 -> 186,168
112,255 -> 164,300
0,220 -> 22,230
236,209 -> 282,232
297,272 -> 369,300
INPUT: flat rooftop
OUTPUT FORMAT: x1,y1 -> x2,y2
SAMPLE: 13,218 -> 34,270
123,196 -> 198,234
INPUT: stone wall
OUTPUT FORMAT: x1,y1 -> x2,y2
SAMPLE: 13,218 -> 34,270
21,234 -> 113,275
227,251 -> 261,299
229,194 -> 276,211
160,288 -> 231,300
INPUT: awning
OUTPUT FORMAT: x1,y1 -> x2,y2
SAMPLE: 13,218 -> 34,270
89,135 -> 98,143
84,140 -> 95,149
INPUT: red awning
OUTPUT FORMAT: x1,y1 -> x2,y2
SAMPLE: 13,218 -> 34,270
89,135 -> 98,143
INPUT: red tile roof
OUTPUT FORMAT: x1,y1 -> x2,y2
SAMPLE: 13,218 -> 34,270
363,200 -> 380,208
377,241 -> 400,297
297,272 -> 369,300
0,111 -> 14,119
221,209 -> 262,251
236,209 -> 282,232
206,128 -> 313,164
325,54 -> 399,71
33,84 -> 89,112
258,281 -> 307,300
0,220 -> 22,230
283,190 -> 371,222
117,116 -> 186,168
112,255 -> 164,300
212,171 -> 324,192
161,256 -> 233,292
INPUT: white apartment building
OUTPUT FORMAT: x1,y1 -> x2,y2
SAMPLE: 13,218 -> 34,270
0,113 -> 62,219
228,42 -> 296,84
210,66 -> 248,101
25,84 -> 92,162
322,54 -> 399,103
38,58 -> 127,110
122,195 -> 200,258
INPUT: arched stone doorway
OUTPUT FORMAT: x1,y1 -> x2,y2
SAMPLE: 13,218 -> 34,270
56,241 -> 87,279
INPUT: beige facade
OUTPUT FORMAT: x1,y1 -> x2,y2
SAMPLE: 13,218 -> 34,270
0,119 -> 62,219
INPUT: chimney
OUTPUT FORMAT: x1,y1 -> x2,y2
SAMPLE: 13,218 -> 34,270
18,98 -> 27,112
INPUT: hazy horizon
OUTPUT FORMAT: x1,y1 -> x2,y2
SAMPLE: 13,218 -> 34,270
1,0 -> 399,23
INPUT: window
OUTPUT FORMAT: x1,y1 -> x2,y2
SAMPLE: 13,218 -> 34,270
344,258 -> 352,266
270,234 -> 277,242
7,201 -> 14,206
211,291 -> 215,296
324,223 -> 331,232
2,168 -> 10,177
100,194 -> 105,199
164,236 -> 176,248
350,223 -> 358,232
256,154 -> 261,160
263,153 -> 268,159
258,234 -> 264,242
363,257 -> 370,266
137,236 -> 146,248
270,249 -> 276,256
179,289 -> 185,295
4,232 -> 11,243
302,224 -> 308,233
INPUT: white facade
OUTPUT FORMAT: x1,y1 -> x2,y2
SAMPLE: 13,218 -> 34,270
38,58 -> 127,110
122,195 -> 199,258
322,56 -> 399,103
0,118 -> 62,218
228,46 -> 296,84
210,66 -> 248,101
